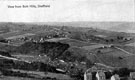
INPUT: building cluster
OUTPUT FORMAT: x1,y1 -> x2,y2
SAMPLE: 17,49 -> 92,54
84,70 -> 120,80
3,29 -> 69,44
84,67 -> 135,80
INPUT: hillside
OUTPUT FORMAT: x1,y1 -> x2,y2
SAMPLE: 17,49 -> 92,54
13,42 -> 69,60
40,22 -> 135,33
0,22 -> 135,80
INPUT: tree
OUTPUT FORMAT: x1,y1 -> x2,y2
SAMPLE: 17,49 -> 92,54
97,50 -> 101,53
106,40 -> 109,43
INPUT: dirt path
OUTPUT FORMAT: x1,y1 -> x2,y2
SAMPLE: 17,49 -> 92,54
114,46 -> 134,55
0,54 -> 31,63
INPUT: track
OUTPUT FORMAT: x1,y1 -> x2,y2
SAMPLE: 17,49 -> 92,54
0,54 -> 31,63
94,63 -> 114,69
114,46 -> 134,55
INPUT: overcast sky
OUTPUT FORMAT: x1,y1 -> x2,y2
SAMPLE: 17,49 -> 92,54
0,0 -> 134,22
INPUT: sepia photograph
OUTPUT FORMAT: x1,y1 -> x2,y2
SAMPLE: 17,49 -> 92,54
0,0 -> 135,80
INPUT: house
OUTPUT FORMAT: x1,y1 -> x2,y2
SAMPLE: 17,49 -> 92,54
84,71 -> 92,80
130,72 -> 135,79
96,70 -> 106,80
110,74 -> 120,80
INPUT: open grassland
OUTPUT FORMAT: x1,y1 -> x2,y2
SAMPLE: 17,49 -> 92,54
9,69 -> 72,80
59,38 -> 95,47
82,44 -> 108,51
0,31 -> 26,38
0,76 -> 41,80
116,46 -> 135,54
126,42 -> 135,47
6,33 -> 35,40
13,54 -> 50,63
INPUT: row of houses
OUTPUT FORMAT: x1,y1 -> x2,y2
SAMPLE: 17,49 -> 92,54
84,66 -> 135,80
84,71 -> 135,80
84,70 -> 122,80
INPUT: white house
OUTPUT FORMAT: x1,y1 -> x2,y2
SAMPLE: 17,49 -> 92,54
110,74 -> 120,80
96,70 -> 106,80
130,72 -> 135,79
84,72 -> 92,80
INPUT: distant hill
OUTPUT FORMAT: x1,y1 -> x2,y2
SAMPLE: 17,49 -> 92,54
40,22 -> 135,33
0,22 -> 135,33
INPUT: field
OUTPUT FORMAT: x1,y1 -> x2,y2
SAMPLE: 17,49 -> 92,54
13,54 -> 50,63
0,76 -> 41,80
82,44 -> 108,51
59,38 -> 95,47
0,31 -> 26,38
126,42 -> 135,47
6,33 -> 35,40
